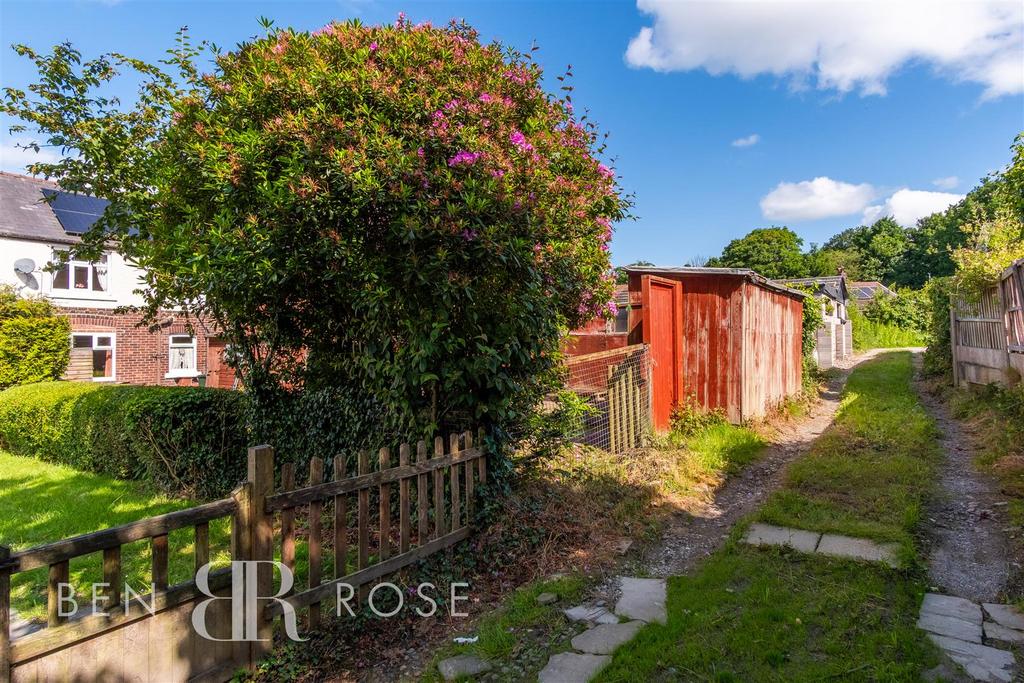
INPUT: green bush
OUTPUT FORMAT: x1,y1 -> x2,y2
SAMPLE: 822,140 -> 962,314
0,286 -> 70,389
0,381 -> 247,499
862,287 -> 929,333
670,395 -> 727,438
849,303 -> 927,350
922,277 -> 954,378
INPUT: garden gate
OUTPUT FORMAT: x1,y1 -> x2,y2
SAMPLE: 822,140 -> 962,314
0,432 -> 486,682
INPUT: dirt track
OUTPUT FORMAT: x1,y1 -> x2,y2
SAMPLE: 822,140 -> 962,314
641,349 -> 885,577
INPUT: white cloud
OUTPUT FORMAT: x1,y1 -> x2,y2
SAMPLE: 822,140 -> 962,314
932,175 -> 960,189
0,138 -> 61,175
626,0 -> 1024,99
862,188 -> 965,226
731,133 -> 760,147
760,177 -> 876,221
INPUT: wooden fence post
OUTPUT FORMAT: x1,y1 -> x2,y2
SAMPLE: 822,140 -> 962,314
247,445 -> 275,661
950,305 -> 961,388
1,545 -> 10,683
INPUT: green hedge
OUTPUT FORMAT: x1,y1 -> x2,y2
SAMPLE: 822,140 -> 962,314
0,381 -> 247,499
0,286 -> 70,389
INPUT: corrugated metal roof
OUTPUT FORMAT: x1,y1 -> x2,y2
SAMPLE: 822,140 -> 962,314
624,266 -> 807,299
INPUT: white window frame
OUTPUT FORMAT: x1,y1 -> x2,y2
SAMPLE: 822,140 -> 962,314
71,332 -> 116,382
51,250 -> 110,296
166,335 -> 200,379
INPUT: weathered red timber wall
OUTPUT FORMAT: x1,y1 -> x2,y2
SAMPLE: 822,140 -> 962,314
623,269 -> 803,426
741,282 -> 803,419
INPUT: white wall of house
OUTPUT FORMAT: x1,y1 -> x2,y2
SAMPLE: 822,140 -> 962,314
0,236 -> 148,309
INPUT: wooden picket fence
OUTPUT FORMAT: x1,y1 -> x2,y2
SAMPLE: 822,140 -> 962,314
0,431 -> 486,683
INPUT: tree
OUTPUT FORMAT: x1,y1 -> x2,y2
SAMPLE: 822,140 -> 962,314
615,260 -> 654,284
4,19 -> 630,448
707,227 -> 807,278
805,245 -> 863,280
822,217 -> 910,283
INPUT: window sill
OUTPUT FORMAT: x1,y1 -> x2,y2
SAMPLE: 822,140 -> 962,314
165,371 -> 202,379
92,377 -> 116,383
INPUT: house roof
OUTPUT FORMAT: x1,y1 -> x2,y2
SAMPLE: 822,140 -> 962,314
0,172 -> 80,245
849,281 -> 895,300
624,266 -> 807,299
0,171 -> 116,246
775,275 -> 849,302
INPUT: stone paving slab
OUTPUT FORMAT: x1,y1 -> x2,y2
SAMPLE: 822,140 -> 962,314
815,534 -> 900,567
918,611 -> 983,643
927,634 -> 1016,683
571,621 -> 645,655
922,593 -> 983,624
614,577 -> 667,625
437,654 -> 492,681
564,604 -> 621,625
982,603 -> 1024,631
743,523 -> 821,552
537,652 -> 611,683
984,621 -> 1024,647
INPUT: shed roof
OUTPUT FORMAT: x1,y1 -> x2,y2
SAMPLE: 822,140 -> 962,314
624,266 -> 807,299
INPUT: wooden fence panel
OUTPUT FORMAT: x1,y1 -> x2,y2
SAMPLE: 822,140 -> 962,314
952,258 -> 1024,387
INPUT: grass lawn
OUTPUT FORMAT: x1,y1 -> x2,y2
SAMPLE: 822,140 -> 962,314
759,351 -> 941,552
597,351 -> 942,681
0,450 -> 231,621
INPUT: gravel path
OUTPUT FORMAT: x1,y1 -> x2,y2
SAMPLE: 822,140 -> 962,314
641,350 -> 884,577
913,355 -> 1014,603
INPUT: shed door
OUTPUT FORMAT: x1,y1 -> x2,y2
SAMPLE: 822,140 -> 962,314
641,275 -> 683,431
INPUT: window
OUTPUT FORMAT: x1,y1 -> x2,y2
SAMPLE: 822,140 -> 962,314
167,335 -> 198,378
72,333 -> 115,381
53,253 -> 108,293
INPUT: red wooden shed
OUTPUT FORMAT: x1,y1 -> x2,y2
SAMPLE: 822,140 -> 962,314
621,267 -> 806,430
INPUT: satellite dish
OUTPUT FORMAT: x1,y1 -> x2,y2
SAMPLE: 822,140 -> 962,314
13,258 -> 36,274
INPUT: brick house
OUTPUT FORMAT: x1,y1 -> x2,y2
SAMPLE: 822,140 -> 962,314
0,171 -> 237,388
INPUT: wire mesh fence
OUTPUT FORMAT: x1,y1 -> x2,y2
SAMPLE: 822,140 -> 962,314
560,344 -> 652,453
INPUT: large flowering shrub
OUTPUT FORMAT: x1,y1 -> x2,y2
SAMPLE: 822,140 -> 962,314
5,19 -> 629,447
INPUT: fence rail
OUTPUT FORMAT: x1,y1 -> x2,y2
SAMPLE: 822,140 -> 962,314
951,257 -> 1024,387
0,430 -> 486,683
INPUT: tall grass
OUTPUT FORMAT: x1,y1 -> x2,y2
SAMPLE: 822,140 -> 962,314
854,318 -> 928,350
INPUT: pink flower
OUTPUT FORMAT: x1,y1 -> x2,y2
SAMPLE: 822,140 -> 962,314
369,41 -> 378,52
311,24 -> 335,37
447,150 -> 482,166
460,229 -> 478,241
417,147 -> 425,157
395,12 -> 407,27
597,164 -> 614,179
478,92 -> 493,103
490,169 -> 506,178
271,41 -> 287,56
172,111 -> 184,124
509,130 -> 532,152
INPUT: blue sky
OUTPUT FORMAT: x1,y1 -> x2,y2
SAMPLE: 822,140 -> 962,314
1,0 -> 1022,266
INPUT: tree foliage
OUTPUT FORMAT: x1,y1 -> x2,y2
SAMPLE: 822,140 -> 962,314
706,227 -> 807,278
4,20 -> 630,448
0,285 -> 71,389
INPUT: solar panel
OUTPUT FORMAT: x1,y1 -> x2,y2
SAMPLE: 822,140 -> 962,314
41,188 -> 111,235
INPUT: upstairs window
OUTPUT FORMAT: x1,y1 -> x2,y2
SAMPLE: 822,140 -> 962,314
53,253 -> 108,292
167,335 -> 198,377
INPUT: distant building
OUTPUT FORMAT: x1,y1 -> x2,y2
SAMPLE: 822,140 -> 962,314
776,275 -> 852,369
850,280 -> 896,307
0,172 -> 237,388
